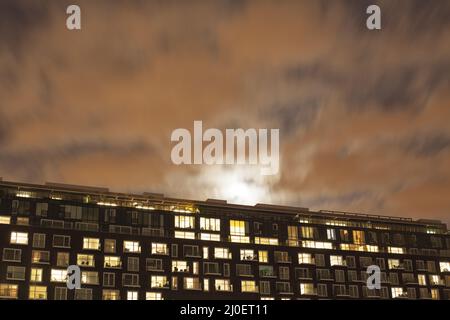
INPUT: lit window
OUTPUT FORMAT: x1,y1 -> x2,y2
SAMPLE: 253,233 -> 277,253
51,269 -> 68,282
301,227 -> 315,239
151,243 -> 168,255
240,249 -> 256,261
29,285 -> 47,300
174,215 -> 195,229
254,237 -> 279,245
300,283 -> 316,295
388,247 -> 405,254
31,250 -> 49,264
391,287 -> 405,298
183,277 -> 201,290
123,241 -> 140,253
30,268 -> 43,282
0,216 -> 11,224
340,244 -> 379,252
214,248 -> 231,259
353,230 -> 365,244
82,271 -> 99,285
200,217 -> 220,231
230,235 -> 250,243
327,229 -> 336,240
215,279 -> 232,292
298,253 -> 314,264
0,284 -> 18,299
146,292 -> 163,300
127,291 -> 139,300
172,260 -> 189,272
429,274 -> 441,285
230,220 -> 246,236
175,231 -> 195,239
17,217 -> 29,225
258,250 -> 268,263
151,276 -> 168,288
388,259 -> 401,269
439,262 -> 450,272
287,226 -> 298,246
302,241 -> 333,250
330,255 -> 345,266
241,280 -> 257,293
83,238 -> 100,250
104,256 -> 121,268
10,232 -> 28,245
418,274 -> 427,286
431,289 -> 440,300
200,233 -> 220,241
103,289 -> 120,300
77,254 -> 95,267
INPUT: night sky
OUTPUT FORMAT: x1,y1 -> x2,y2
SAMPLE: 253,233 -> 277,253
0,0 -> 449,225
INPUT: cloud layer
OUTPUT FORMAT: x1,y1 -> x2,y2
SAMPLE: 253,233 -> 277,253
1,0 -> 449,225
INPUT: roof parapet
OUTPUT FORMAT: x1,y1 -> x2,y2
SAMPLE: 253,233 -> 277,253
255,203 -> 309,212
206,199 -> 227,204
417,219 -> 443,224
143,192 -> 164,198
45,182 -> 109,193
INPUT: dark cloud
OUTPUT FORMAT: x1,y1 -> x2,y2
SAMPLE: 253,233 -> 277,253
0,0 -> 449,225
0,0 -> 50,55
263,98 -> 321,136
404,133 -> 450,157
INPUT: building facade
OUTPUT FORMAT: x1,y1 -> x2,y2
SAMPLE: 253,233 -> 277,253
0,179 -> 449,300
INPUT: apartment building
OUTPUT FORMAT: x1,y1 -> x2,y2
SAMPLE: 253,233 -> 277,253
0,179 -> 449,300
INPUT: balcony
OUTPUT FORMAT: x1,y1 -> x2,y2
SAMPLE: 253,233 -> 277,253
104,262 -> 122,269
429,279 -> 445,286
274,256 -> 292,264
242,286 -> 259,293
142,227 -> 165,237
151,282 -> 170,289
172,267 -> 190,273
241,255 -> 258,262
259,269 -> 276,278
275,286 -> 293,294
